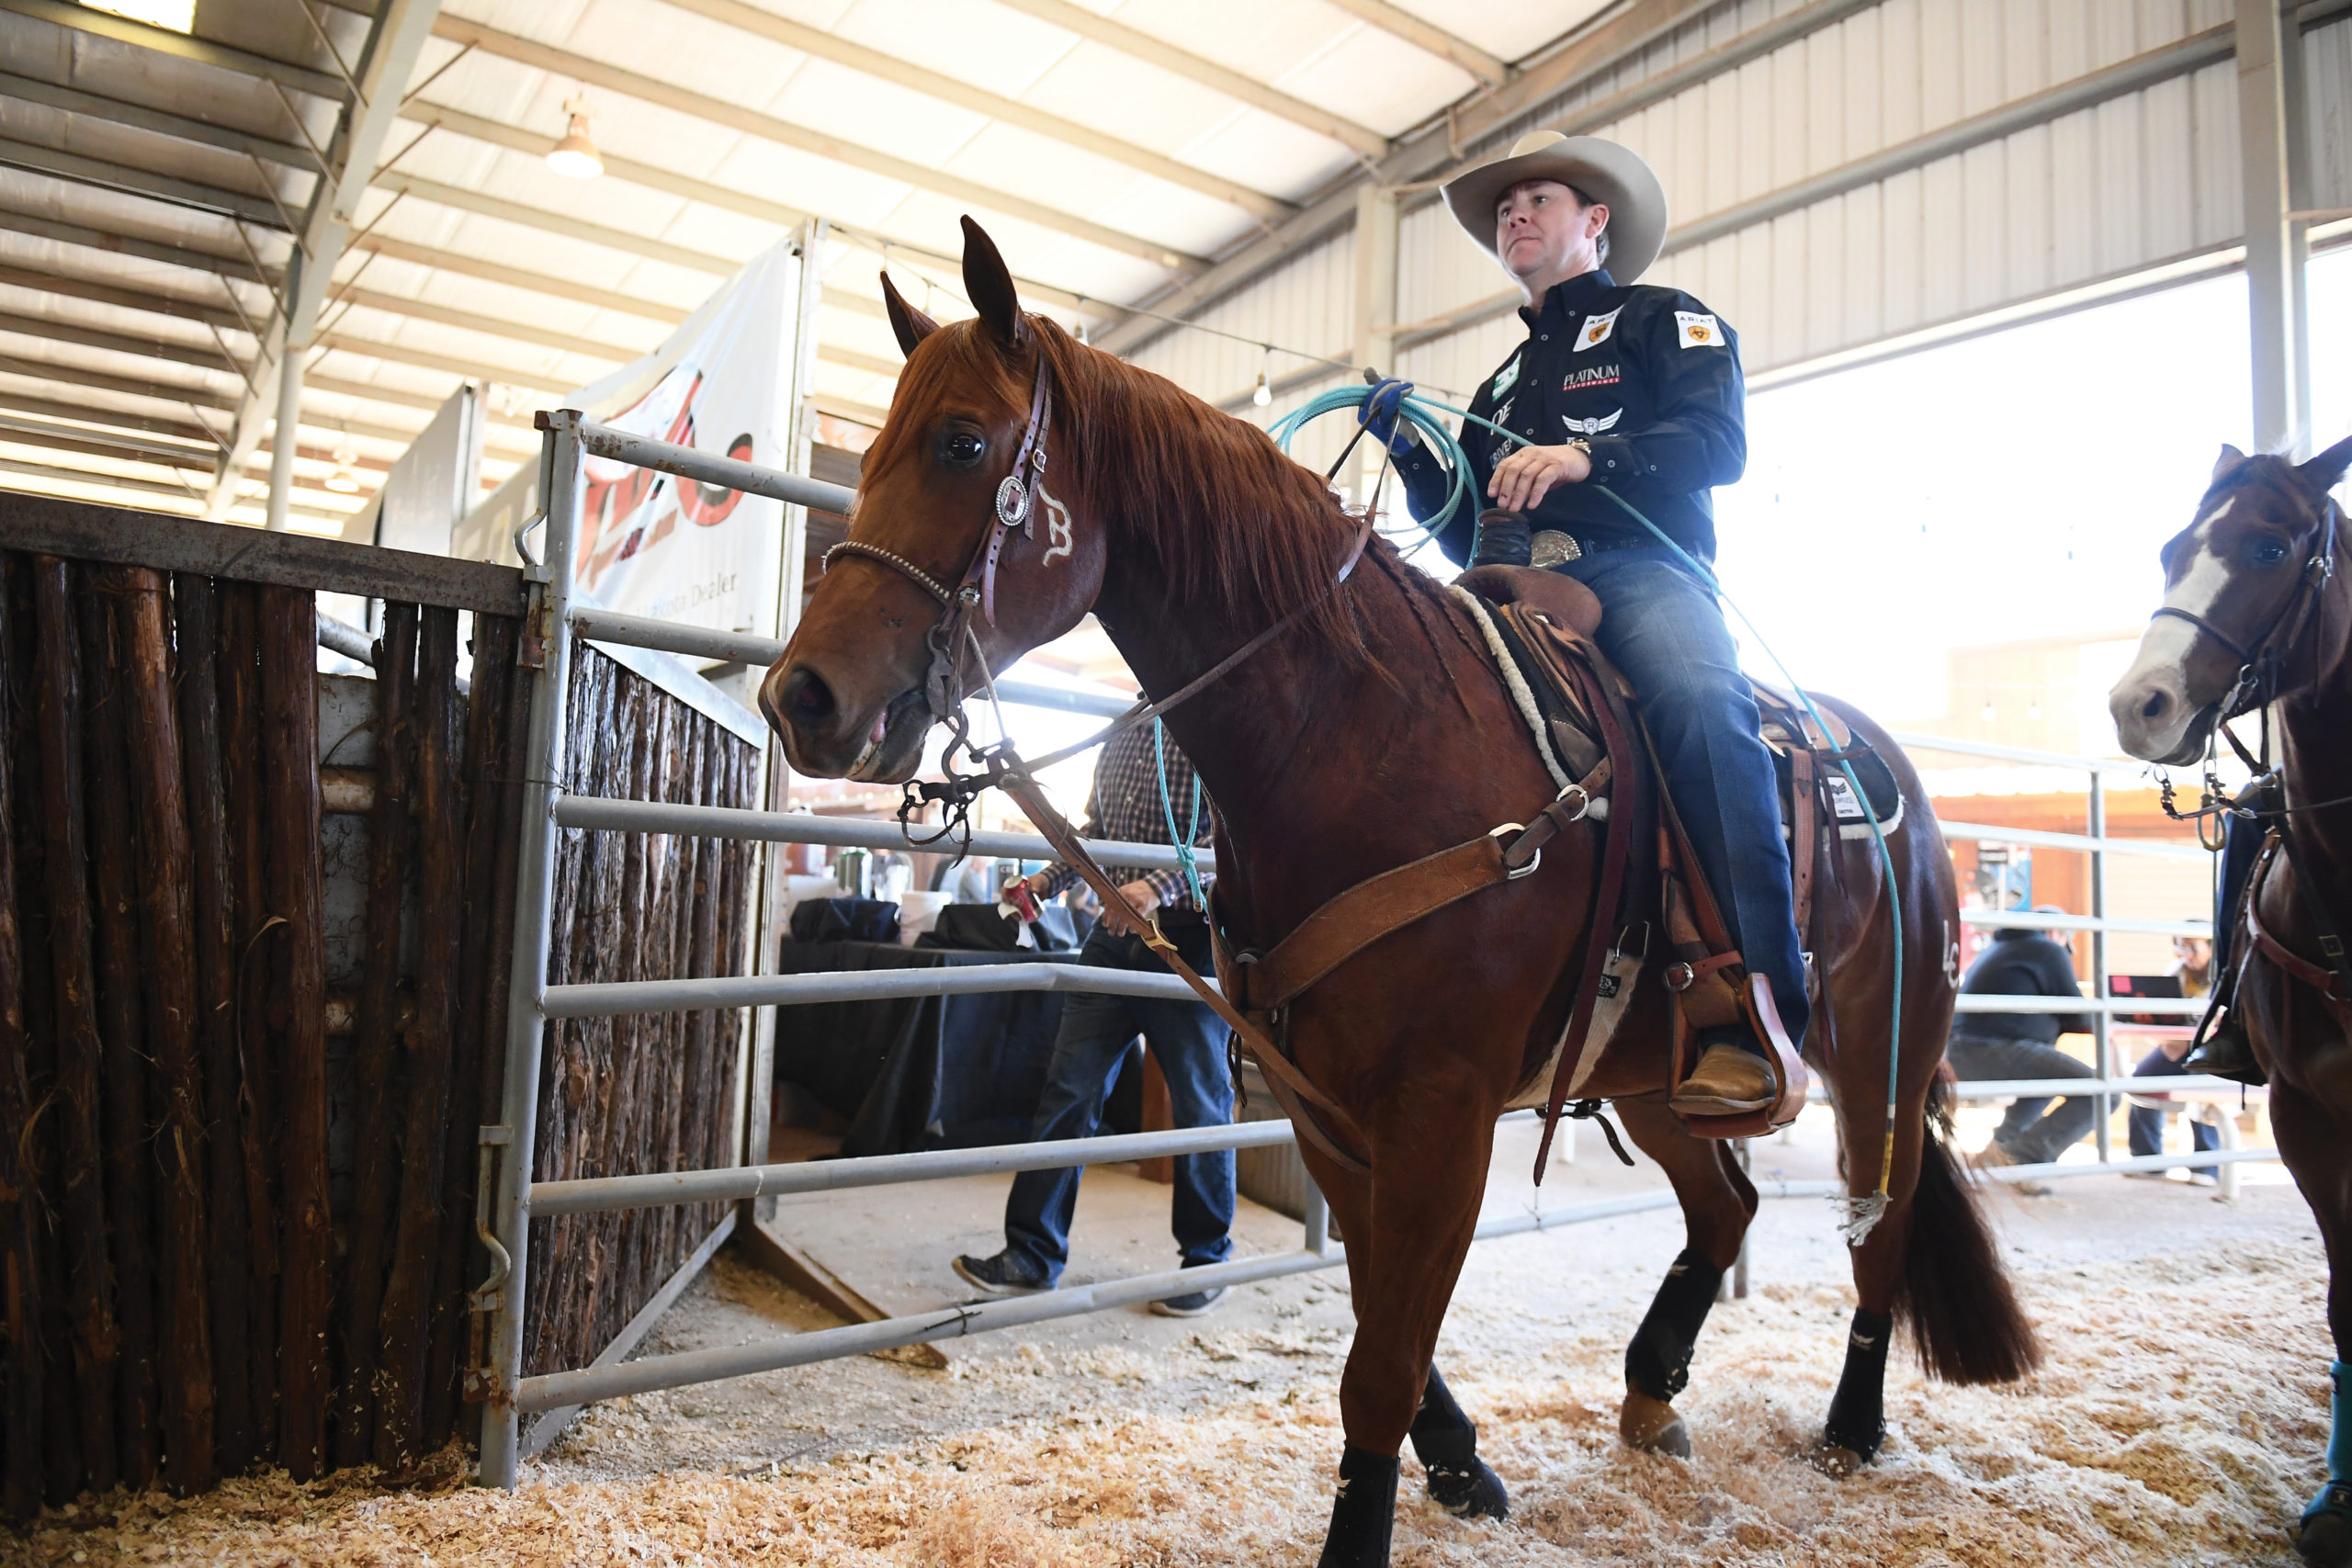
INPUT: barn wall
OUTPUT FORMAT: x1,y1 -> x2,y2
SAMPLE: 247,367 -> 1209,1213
1136,0 -> 2352,410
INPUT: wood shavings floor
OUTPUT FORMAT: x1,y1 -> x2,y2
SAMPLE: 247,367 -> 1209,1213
7,1126 -> 2330,1566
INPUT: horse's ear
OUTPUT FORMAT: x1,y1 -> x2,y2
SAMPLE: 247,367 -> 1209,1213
2212,444 -> 2250,483
879,272 -> 937,359
2294,433 -> 2352,499
959,215 -> 1022,344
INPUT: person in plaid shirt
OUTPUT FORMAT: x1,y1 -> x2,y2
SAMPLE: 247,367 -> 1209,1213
954,724 -> 1235,1315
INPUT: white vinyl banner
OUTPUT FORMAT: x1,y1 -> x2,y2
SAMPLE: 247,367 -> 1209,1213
565,242 -> 797,636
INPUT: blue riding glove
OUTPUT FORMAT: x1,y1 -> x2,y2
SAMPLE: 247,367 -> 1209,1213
1358,377 -> 1419,456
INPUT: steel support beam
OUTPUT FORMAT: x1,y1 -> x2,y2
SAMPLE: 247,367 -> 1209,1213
370,170 -> 736,274
983,0 -> 1389,161
430,16 -> 1207,274
2240,0 -> 2305,454
0,206 -> 275,287
209,0 -> 443,524
1320,0 -> 1507,85
1094,0 -> 1878,359
0,0 -> 351,102
348,233 -> 691,324
0,135 -> 292,228
0,385 -> 227,440
0,70 -> 324,173
394,99 -> 1116,320
649,0 -> 1294,222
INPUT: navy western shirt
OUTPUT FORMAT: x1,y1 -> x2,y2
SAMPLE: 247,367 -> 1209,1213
1393,268 -> 1748,566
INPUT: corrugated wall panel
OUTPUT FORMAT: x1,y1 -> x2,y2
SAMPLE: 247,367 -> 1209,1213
1128,3 -> 2349,409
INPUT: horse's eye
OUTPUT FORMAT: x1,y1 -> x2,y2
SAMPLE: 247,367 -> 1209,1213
943,432 -> 986,465
2251,537 -> 2291,566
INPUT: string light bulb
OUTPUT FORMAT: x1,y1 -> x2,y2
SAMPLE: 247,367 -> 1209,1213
325,437 -> 360,493
1251,346 -> 1272,408
1980,700 -> 1996,723
547,93 -> 605,179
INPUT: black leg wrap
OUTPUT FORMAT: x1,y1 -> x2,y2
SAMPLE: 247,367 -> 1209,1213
1409,1369 -> 1509,1520
1822,1308 -> 1894,1463
1317,1446 -> 1400,1568
1624,1248 -> 1724,1402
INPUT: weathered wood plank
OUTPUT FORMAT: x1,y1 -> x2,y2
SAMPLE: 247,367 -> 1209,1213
258,583 -> 331,1481
333,602 -> 415,1472
374,606 -> 461,1472
0,494 -> 526,615
119,568 -> 216,1493
80,571 -> 159,1487
172,572 -> 254,1476
31,558 -> 114,1495
216,581 -> 279,1458
0,557 -> 43,1520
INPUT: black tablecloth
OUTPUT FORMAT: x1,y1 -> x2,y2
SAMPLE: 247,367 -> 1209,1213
775,941 -> 1114,1157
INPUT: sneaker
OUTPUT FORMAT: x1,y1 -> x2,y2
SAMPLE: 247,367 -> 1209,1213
952,1250 -> 1049,1295
1148,1283 -> 1227,1317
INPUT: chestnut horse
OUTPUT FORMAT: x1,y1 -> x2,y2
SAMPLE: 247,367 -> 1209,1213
764,220 -> 2038,1565
2109,435 -> 2352,1567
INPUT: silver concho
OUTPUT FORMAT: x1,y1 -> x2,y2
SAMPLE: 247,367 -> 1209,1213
1530,529 -> 1582,568
995,473 -> 1031,527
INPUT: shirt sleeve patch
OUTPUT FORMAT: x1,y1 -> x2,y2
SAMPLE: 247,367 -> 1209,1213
1675,310 -> 1724,349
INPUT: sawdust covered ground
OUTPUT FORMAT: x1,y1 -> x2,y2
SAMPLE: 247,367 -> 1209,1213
5,1166 -> 2332,1566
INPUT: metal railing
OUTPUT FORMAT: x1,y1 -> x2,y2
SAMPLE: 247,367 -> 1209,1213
469,412 -> 2270,1485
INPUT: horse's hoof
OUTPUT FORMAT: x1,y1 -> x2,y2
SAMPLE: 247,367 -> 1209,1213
1620,1390 -> 1691,1458
2301,1483 -> 2352,1566
1427,1457 -> 1509,1521
1813,1444 -> 1869,1479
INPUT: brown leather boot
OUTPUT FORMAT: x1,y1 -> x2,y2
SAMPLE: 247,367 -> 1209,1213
1668,1043 -> 1774,1116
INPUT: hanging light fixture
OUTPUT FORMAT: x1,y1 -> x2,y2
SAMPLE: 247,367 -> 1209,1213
1980,700 -> 1997,723
1251,345 -> 1272,408
325,437 -> 360,494
547,94 -> 605,179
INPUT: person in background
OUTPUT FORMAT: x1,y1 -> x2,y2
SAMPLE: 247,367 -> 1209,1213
952,725 -> 1233,1316
1948,908 -> 2098,1189
2126,933 -> 2222,1183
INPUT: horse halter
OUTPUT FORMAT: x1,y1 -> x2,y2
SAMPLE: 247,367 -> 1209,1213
821,329 -> 1055,731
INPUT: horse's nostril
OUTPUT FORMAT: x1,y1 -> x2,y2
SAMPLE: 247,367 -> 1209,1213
782,666 -> 836,726
2140,690 -> 2169,721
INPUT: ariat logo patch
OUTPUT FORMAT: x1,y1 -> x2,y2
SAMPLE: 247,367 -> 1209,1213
1575,306 -> 1623,353
1676,310 -> 1723,348
1561,365 -> 1621,392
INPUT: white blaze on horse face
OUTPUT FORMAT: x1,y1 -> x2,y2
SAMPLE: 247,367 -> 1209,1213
1038,483 -> 1074,566
2130,498 -> 2238,682
2111,494 -> 2240,757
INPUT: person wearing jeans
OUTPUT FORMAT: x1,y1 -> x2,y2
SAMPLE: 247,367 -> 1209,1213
953,725 -> 1235,1316
1947,917 -> 2098,1181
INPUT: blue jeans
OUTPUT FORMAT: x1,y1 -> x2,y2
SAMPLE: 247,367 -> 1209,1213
1001,920 -> 1236,1283
1557,547 -> 1809,1050
1945,1034 -> 2096,1165
2128,1045 -> 2220,1176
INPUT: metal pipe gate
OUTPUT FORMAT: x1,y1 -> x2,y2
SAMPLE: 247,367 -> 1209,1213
471,411 -> 2275,1485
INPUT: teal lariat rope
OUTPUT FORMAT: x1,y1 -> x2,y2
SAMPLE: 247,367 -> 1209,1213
1154,716 -> 1207,910
1270,384 -> 1907,1242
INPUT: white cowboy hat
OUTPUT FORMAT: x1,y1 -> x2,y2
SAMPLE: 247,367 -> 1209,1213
1441,131 -> 1668,284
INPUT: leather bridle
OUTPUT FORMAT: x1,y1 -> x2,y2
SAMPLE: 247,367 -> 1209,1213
2150,489 -> 2341,728
822,333 -> 1056,741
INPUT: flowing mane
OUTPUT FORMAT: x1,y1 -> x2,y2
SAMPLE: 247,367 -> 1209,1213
867,312 -> 1403,662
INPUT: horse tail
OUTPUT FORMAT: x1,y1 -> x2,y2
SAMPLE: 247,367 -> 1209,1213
1895,1070 -> 2042,1383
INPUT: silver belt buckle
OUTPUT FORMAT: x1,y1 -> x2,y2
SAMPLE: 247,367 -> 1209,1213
1530,529 -> 1581,568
